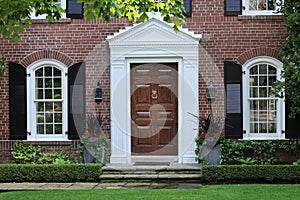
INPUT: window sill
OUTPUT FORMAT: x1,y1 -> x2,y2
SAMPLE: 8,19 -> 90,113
23,140 -> 74,146
238,15 -> 284,21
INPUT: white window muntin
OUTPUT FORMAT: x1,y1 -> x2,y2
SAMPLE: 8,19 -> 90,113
27,60 -> 68,141
242,0 -> 282,16
30,0 -> 66,19
243,57 -> 284,140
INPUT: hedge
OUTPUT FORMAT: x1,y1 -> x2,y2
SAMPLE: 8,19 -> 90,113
201,165 -> 300,184
0,164 -> 102,182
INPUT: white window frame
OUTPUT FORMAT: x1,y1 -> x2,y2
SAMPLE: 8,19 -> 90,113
243,56 -> 285,140
30,0 -> 66,19
27,59 -> 68,141
242,0 -> 282,16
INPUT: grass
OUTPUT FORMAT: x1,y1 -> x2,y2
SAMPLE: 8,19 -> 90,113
1,184 -> 300,200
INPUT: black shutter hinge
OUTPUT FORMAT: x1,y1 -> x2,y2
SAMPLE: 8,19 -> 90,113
27,73 -> 31,77
242,71 -> 246,75
27,131 -> 31,135
65,73 -> 68,76
65,131 -> 68,135
243,130 -> 246,134
281,70 -> 284,74
243,6 -> 245,11
282,130 -> 285,134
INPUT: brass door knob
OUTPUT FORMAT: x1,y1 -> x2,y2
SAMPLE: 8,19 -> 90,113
151,90 -> 158,100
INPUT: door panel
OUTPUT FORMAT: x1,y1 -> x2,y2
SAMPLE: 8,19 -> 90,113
131,63 -> 178,155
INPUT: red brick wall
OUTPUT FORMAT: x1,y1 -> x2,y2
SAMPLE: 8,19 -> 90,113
0,0 -> 288,163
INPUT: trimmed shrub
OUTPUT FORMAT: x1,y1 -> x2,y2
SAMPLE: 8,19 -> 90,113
0,164 -> 102,182
201,165 -> 300,184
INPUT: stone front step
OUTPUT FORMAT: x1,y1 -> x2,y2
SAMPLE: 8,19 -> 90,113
99,164 -> 201,183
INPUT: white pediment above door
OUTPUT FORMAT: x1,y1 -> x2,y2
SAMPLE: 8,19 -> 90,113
107,16 -> 201,46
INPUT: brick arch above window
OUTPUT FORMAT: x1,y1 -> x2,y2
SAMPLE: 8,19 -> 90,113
20,50 -> 73,67
236,47 -> 281,65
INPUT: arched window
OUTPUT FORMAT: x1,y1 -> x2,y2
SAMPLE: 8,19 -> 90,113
243,57 -> 284,139
27,60 -> 68,140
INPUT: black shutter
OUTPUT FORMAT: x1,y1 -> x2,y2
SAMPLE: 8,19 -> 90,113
225,0 -> 242,16
224,61 -> 243,139
9,62 -> 27,140
285,100 -> 300,138
183,0 -> 192,17
66,0 -> 84,19
68,62 -> 85,139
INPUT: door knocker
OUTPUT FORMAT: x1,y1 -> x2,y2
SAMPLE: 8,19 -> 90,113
151,90 -> 158,100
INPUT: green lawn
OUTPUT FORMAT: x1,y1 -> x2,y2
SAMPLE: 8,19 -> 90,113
1,184 -> 299,200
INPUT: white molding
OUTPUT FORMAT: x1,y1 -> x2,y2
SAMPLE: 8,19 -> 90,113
108,16 -> 199,164
242,56 -> 284,140
27,59 -> 68,141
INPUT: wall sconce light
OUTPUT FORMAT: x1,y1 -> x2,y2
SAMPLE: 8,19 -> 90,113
94,82 -> 102,103
206,81 -> 216,102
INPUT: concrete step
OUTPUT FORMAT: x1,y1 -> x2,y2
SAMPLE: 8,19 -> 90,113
99,163 -> 202,183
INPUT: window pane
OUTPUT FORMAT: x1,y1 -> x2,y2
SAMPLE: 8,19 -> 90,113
45,67 -> 52,76
269,123 -> 276,133
55,124 -> 62,134
37,125 -> 44,135
259,87 -> 267,98
36,89 -> 44,99
36,78 -> 43,88
267,0 -> 275,10
45,102 -> 52,111
259,111 -> 268,122
54,113 -> 62,122
269,75 -> 276,85
45,89 -> 52,99
259,123 -> 268,133
258,0 -> 266,10
250,65 -> 258,74
54,78 -> 61,87
269,99 -> 276,110
250,100 -> 258,110
54,102 -> 62,111
250,87 -> 258,97
46,113 -> 53,123
54,90 -> 61,99
37,114 -> 44,123
249,0 -> 257,10
250,111 -> 258,121
46,124 -> 53,134
259,76 -> 267,86
45,78 -> 52,88
268,111 -> 277,121
259,64 -> 268,74
54,68 -> 61,76
269,66 -> 276,74
250,123 -> 258,133
249,76 -> 258,86
35,68 -> 43,77
259,100 -> 268,110
37,102 -> 44,111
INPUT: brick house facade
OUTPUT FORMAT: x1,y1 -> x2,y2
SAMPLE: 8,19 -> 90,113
0,0 -> 299,164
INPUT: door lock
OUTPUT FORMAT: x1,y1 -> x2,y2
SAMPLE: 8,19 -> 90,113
151,90 -> 158,100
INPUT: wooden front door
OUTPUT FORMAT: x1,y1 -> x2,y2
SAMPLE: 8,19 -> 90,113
131,63 -> 178,155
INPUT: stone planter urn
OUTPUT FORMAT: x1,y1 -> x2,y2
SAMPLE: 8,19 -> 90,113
201,144 -> 221,165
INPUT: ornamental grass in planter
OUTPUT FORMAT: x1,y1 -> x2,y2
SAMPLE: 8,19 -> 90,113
80,112 -> 110,164
190,113 -> 224,165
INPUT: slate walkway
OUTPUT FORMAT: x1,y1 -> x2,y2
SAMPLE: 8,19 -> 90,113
0,182 -> 201,191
